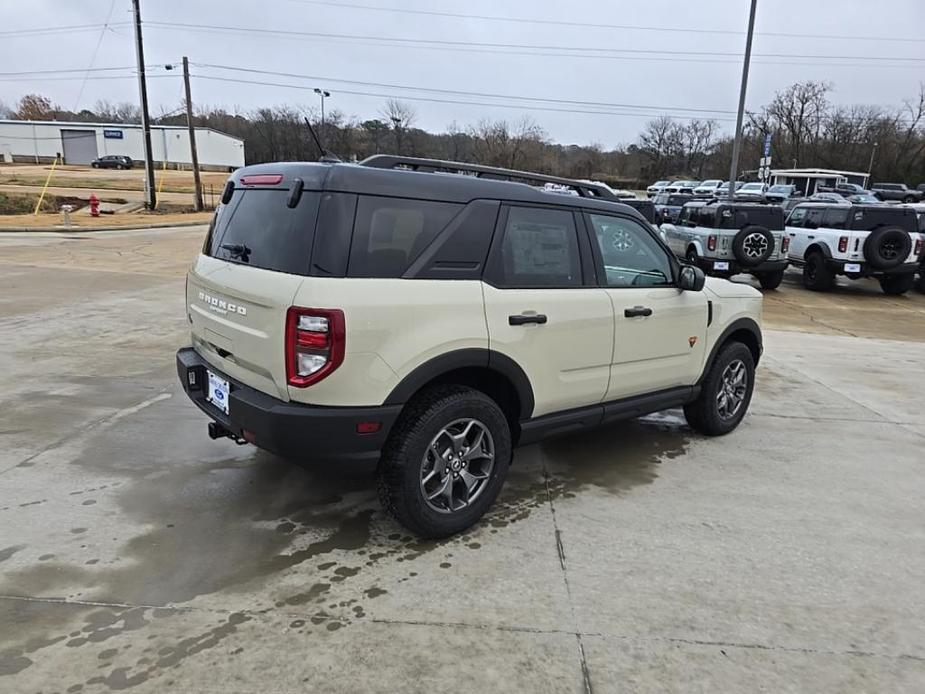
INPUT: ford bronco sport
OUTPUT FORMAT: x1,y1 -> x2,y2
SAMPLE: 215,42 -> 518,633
177,156 -> 764,538
785,202 -> 923,294
660,200 -> 790,290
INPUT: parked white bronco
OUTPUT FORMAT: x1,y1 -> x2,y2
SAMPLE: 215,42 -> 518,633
177,156 -> 764,537
785,202 -> 922,294
661,200 -> 790,290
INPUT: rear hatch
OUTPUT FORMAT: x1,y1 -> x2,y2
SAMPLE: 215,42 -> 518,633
188,168 -> 326,401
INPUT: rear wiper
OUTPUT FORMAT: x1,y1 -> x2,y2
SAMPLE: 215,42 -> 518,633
221,243 -> 251,262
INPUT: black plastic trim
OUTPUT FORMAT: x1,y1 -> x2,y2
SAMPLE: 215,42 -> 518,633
382,348 -> 536,419
177,348 -> 401,464
518,386 -> 698,446
699,317 -> 762,383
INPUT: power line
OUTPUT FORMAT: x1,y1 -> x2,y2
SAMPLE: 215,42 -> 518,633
0,66 -> 134,77
284,0 -> 925,44
146,21 -> 925,63
194,63 -> 738,116
0,22 -> 132,38
73,0 -> 119,112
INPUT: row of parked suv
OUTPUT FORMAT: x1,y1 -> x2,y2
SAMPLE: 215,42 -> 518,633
657,198 -> 925,295
648,179 -> 925,204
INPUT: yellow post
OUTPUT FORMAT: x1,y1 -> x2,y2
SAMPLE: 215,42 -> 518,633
154,158 -> 167,209
33,156 -> 59,215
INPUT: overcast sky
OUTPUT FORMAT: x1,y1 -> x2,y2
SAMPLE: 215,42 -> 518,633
1,0 -> 923,148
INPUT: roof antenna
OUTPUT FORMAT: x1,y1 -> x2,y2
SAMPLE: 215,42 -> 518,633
304,118 -> 342,163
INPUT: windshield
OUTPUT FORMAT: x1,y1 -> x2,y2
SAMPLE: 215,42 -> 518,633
700,180 -> 721,187
768,185 -> 792,193
741,183 -> 764,191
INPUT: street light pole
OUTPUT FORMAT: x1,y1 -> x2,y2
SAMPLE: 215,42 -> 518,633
727,0 -> 758,201
867,141 -> 879,179
314,88 -> 330,128
131,0 -> 156,210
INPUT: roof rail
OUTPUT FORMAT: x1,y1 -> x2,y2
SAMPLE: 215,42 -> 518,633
359,155 -> 617,199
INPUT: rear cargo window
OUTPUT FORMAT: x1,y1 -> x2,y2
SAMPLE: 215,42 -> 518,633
205,190 -> 321,275
348,196 -> 462,278
850,208 -> 917,233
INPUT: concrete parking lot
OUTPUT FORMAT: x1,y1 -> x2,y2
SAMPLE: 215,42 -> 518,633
1,225 -> 923,693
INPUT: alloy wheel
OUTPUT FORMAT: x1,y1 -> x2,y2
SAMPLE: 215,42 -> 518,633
420,418 -> 495,514
716,359 -> 748,420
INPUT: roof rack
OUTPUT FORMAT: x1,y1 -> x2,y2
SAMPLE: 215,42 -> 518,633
360,155 -> 617,200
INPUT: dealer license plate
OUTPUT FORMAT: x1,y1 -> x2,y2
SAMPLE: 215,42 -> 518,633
713,261 -> 730,271
207,370 -> 230,415
844,263 -> 861,273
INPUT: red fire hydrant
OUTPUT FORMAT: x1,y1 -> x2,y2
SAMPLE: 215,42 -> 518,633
88,193 -> 100,217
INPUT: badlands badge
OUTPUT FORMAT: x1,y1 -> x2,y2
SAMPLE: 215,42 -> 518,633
688,336 -> 698,348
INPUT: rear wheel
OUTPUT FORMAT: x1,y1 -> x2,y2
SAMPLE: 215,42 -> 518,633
802,252 -> 835,291
879,273 -> 914,296
684,341 -> 755,436
378,385 -> 512,538
915,272 -> 925,294
756,269 -> 784,290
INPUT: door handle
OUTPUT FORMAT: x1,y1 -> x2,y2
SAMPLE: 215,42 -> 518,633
509,313 -> 548,326
624,306 -> 653,318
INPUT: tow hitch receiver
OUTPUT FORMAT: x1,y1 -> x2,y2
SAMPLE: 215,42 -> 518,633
208,422 -> 248,445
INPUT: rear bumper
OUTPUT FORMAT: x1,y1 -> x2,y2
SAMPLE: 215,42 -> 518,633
696,257 -> 788,275
822,260 -> 918,277
176,347 -> 401,464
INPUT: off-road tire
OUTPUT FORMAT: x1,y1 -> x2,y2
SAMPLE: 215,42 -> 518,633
684,341 -> 755,436
903,195 -> 916,204
879,273 -> 915,296
756,269 -> 784,290
377,385 -> 512,538
915,272 -> 925,294
863,227 -> 912,270
802,252 -> 835,291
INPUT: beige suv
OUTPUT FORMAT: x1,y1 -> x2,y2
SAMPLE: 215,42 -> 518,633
177,156 -> 764,537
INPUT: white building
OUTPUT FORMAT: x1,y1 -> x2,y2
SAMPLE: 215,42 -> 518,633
769,168 -> 870,196
0,119 -> 245,171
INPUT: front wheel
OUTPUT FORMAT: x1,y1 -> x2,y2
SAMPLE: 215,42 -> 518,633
756,269 -> 784,290
378,385 -> 512,538
879,273 -> 914,296
684,341 -> 755,436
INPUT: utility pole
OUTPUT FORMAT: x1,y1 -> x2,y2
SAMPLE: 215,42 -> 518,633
314,88 -> 330,128
132,0 -> 156,210
867,141 -> 879,178
182,57 -> 203,211
727,0 -> 758,201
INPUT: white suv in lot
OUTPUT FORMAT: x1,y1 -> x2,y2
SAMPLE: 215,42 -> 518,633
177,156 -> 764,537
786,203 -> 923,294
660,200 -> 790,290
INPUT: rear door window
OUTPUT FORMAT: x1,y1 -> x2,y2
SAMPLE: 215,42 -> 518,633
205,190 -> 321,275
348,196 -> 462,278
823,208 -> 849,229
492,206 -> 582,288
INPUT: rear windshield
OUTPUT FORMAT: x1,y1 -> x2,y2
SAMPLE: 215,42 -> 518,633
850,208 -> 917,233
204,189 -> 321,275
719,207 -> 784,231
668,195 -> 691,205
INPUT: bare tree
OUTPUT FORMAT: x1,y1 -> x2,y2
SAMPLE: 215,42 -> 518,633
12,94 -> 56,120
380,99 -> 417,154
0,99 -> 11,119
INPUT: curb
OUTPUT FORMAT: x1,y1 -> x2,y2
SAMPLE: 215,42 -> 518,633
0,220 -> 209,233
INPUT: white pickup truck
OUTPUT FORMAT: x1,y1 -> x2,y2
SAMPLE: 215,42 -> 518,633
785,202 -> 922,295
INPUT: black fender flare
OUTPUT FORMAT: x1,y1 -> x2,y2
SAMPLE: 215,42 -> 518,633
804,242 -> 832,260
699,317 -> 763,383
383,348 -> 536,419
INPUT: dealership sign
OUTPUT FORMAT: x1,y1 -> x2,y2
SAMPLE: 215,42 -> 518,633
103,129 -> 124,139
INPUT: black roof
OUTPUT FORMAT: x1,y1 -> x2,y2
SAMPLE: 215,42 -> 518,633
680,199 -> 782,213
790,202 -> 911,214
230,160 -> 645,219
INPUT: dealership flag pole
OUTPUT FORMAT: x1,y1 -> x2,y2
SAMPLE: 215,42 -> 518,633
132,0 -> 157,210
727,0 -> 758,201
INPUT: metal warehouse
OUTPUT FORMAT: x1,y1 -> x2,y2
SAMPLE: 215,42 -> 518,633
0,119 -> 245,171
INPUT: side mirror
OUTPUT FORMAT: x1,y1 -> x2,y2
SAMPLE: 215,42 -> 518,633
679,265 -> 706,292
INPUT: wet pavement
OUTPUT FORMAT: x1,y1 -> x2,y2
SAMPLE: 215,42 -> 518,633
1,227 -> 923,693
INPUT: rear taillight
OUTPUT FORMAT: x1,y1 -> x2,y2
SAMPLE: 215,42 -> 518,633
838,236 -> 848,253
286,307 -> 345,388
707,234 -> 717,252
781,236 -> 790,253
915,237 -> 923,256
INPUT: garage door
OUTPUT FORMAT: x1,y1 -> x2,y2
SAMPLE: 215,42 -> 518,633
61,130 -> 98,165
